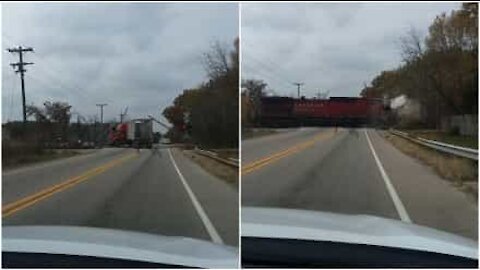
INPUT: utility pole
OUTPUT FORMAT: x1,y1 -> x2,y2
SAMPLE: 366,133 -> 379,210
96,103 -> 108,124
293,82 -> 304,98
119,106 -> 128,123
7,46 -> 34,123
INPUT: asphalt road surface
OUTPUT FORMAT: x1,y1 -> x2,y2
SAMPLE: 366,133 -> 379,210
242,127 -> 478,240
3,146 -> 238,247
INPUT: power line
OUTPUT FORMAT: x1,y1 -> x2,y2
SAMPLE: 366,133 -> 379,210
242,62 -> 293,92
242,61 -> 290,87
9,76 -> 17,121
242,42 -> 295,80
25,71 -> 76,98
3,36 -> 88,115
242,57 -> 294,89
29,58 -> 90,101
243,52 -> 307,97
3,34 -> 90,101
243,54 -> 293,86
244,41 -> 310,97
2,34 -> 21,49
4,74 -> 16,122
4,37 -> 97,123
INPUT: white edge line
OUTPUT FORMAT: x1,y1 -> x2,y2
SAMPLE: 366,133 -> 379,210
364,129 -> 412,223
167,149 -> 224,245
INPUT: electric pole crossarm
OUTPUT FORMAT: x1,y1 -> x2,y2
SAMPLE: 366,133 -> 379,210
7,47 -> 33,53
10,62 -> 33,67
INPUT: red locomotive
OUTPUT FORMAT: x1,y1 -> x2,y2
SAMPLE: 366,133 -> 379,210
259,96 -> 386,127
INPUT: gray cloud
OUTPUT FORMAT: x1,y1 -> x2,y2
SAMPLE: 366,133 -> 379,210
242,3 -> 459,98
2,3 -> 238,131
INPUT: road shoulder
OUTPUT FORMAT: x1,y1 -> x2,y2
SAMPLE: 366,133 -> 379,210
169,148 -> 239,247
368,130 -> 477,240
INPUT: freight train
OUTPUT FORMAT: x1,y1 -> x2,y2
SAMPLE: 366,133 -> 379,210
259,96 -> 387,127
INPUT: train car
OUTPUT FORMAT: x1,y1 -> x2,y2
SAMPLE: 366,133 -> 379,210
293,97 -> 384,126
259,97 -> 296,127
259,96 -> 385,127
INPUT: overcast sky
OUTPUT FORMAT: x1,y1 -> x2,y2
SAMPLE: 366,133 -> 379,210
241,3 -> 460,98
2,3 -> 238,131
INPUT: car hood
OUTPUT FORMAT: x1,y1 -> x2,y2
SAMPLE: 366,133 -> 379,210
2,226 -> 238,268
242,207 -> 478,259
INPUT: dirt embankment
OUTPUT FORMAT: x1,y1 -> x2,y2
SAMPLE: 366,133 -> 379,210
182,149 -> 238,188
2,140 -> 83,170
242,128 -> 277,140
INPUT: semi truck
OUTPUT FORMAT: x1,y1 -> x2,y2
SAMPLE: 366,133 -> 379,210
109,118 -> 153,148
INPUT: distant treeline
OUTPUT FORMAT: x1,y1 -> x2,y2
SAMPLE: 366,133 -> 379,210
4,101 -> 112,148
361,3 -> 478,128
163,38 -> 239,148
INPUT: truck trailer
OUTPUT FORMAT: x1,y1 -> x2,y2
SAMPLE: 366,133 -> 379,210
127,119 -> 153,148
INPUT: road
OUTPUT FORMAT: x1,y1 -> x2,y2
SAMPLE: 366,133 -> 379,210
3,146 -> 238,247
242,127 -> 478,240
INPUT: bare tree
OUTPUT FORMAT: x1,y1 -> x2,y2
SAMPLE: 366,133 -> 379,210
202,41 -> 230,80
400,27 -> 424,63
242,79 -> 267,125
26,104 -> 47,122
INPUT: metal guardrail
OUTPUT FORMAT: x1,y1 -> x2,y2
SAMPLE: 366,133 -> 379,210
194,148 -> 239,168
389,129 -> 478,161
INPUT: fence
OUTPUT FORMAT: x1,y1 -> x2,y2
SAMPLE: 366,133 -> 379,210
441,114 -> 478,136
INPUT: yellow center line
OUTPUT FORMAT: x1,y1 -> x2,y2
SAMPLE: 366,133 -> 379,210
2,153 -> 138,218
242,130 -> 336,175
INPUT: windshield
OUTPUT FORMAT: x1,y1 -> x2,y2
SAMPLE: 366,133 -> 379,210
2,2 -> 239,268
241,1 -> 478,266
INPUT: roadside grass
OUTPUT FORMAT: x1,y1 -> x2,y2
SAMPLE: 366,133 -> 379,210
242,128 -> 277,140
213,149 -> 238,160
3,140 -> 79,170
383,132 -> 478,200
403,129 -> 478,149
182,149 -> 238,188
